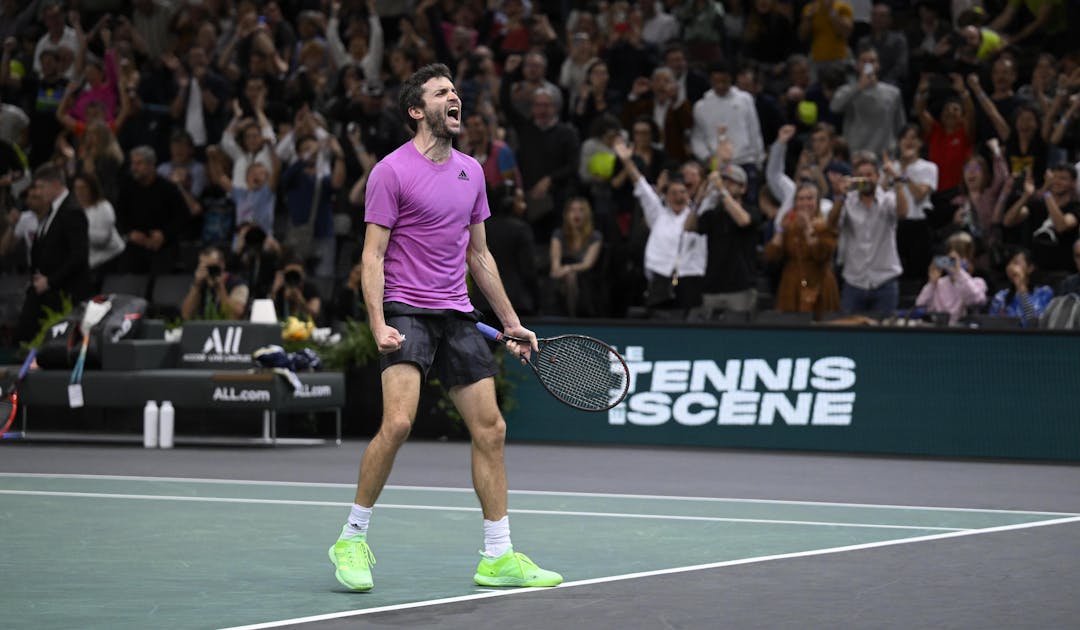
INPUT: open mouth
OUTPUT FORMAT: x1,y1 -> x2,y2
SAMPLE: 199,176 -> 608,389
447,106 -> 460,121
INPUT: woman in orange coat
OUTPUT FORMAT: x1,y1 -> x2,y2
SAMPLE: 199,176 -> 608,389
763,182 -> 840,318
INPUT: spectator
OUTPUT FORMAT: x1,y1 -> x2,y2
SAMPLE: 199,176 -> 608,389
971,56 -> 1022,144
988,0 -> 1069,53
894,123 -> 939,281
480,182 -> 538,317
620,116 -> 670,186
577,114 -> 622,232
180,244 -> 248,320
621,66 -> 693,163
500,68 -> 580,240
166,46 -> 230,153
602,10 -> 658,98
798,0 -> 854,70
24,47 -> 68,168
915,73 -> 975,192
691,62 -> 765,190
220,162 -> 276,255
1056,239 -> 1080,296
766,125 -> 837,231
615,135 -> 706,310
1016,164 -> 1080,273
914,231 -> 988,324
559,32 -> 597,101
508,51 -> 559,122
640,1 -> 681,48
132,0 -> 179,61
72,172 -> 123,275
0,202 -> 38,271
158,130 -> 207,200
270,258 -> 322,323
548,197 -> 603,317
764,181 -> 841,318
742,0 -> 794,66
75,121 -> 124,205
857,3 -> 907,88
463,111 -> 521,190
115,146 -> 187,274
830,45 -> 905,155
32,2 -> 77,79
988,247 -> 1053,327
199,146 -> 237,247
15,163 -> 89,343
327,0 -> 384,85
281,134 -> 346,277
673,0 -> 726,64
828,151 -> 910,315
569,58 -> 621,140
660,43 -> 709,107
941,140 -> 1012,261
686,164 -> 762,315
220,95 -> 276,189
736,66 -> 785,149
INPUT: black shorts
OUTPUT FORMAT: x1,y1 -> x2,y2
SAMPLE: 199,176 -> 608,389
379,301 -> 498,388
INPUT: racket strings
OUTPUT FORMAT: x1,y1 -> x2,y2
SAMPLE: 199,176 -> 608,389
533,337 -> 628,411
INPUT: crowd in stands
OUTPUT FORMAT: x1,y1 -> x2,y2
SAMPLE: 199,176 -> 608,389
2,0 -> 1080,346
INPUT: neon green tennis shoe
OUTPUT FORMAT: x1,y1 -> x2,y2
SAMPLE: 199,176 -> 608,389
473,549 -> 563,587
328,527 -> 376,591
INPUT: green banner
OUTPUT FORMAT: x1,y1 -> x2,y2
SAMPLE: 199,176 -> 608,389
504,325 -> 1080,461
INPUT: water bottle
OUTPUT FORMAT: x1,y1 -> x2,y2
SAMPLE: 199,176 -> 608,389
143,401 -> 159,448
159,401 -> 175,449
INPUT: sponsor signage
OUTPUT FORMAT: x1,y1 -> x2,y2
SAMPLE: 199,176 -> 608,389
212,387 -> 272,403
179,322 -> 279,368
505,324 -> 1080,461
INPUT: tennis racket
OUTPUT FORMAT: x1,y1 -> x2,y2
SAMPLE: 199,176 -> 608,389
69,297 -> 112,408
476,322 -> 630,412
0,348 -> 37,439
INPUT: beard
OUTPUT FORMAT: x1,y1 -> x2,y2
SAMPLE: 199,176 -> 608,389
423,104 -> 458,140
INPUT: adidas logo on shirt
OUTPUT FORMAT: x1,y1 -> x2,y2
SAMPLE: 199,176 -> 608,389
458,170 -> 469,180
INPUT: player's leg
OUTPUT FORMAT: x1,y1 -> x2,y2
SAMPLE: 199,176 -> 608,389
448,377 -> 507,521
441,320 -> 563,587
331,310 -> 434,591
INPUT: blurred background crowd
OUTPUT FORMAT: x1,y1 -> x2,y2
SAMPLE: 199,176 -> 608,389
1,0 -> 1079,346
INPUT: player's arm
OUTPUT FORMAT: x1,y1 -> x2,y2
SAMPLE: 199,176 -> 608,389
360,222 -> 403,353
466,222 -> 537,353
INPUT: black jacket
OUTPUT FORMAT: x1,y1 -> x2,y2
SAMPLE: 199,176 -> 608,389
32,191 -> 91,298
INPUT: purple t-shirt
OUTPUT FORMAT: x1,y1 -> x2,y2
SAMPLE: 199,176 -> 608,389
365,141 -> 490,311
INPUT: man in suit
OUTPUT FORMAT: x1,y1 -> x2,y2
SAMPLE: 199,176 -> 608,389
621,67 -> 693,163
15,164 -> 90,343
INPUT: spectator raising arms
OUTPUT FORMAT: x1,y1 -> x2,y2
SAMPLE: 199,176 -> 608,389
764,181 -> 840,318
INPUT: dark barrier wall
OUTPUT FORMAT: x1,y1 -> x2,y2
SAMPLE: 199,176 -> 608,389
503,324 -> 1080,461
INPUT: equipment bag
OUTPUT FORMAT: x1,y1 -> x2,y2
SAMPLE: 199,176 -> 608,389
37,293 -> 148,369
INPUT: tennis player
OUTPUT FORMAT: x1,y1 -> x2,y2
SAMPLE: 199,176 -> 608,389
328,64 -> 563,591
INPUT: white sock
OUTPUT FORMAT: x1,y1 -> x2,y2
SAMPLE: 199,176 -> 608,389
342,504 -> 372,539
482,516 -> 512,558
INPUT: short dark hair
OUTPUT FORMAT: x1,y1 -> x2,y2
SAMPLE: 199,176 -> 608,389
399,63 -> 453,132
72,172 -> 103,203
33,163 -> 66,186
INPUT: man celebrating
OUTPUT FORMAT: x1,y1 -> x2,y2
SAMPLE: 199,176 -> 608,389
328,64 -> 562,591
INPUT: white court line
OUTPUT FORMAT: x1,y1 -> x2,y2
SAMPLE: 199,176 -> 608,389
0,490 -> 962,531
1,472 -> 1074,517
218,515 -> 1080,630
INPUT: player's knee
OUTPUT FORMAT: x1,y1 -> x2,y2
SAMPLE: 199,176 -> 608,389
471,414 -> 506,451
378,416 -> 412,445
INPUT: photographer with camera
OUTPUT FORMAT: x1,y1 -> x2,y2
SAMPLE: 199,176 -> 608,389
270,258 -> 321,324
181,245 -> 249,320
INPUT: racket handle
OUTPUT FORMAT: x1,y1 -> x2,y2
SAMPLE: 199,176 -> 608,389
475,322 -> 504,342
17,348 -> 36,380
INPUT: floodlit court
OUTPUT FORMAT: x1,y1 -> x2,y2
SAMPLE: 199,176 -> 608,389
2,442 -> 1079,629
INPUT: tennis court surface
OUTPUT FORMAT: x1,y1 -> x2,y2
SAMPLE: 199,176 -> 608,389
2,441 -> 1078,629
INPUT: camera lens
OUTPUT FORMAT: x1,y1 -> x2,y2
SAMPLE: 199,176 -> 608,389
207,264 -> 222,278
284,270 -> 302,286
